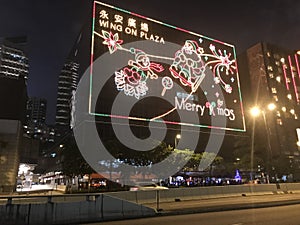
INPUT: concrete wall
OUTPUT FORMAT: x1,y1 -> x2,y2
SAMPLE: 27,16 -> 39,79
1,183 -> 300,224
279,183 -> 300,193
0,194 -> 155,225
0,120 -> 22,193
108,184 -> 279,204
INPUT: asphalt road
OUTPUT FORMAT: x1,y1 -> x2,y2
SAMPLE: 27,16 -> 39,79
82,203 -> 300,225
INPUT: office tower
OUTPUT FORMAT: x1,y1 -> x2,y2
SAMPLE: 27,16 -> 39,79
0,37 -> 28,122
26,97 -> 47,125
55,60 -> 79,131
0,36 -> 28,80
55,31 -> 83,135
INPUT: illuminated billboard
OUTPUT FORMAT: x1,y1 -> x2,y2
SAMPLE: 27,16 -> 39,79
89,1 -> 246,132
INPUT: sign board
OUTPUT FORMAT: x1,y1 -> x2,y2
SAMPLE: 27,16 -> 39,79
89,1 -> 246,132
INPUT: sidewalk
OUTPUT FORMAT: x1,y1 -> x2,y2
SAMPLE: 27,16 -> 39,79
144,192 -> 300,215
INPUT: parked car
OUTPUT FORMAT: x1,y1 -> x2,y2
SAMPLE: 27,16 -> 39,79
129,182 -> 169,191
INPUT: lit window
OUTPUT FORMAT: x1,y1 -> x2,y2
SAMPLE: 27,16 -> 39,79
290,109 -> 295,115
271,88 -> 277,93
280,57 -> 285,63
276,111 -> 281,117
276,76 -> 281,83
282,107 -> 287,112
267,52 -> 271,57
273,95 -> 278,102
287,94 -> 292,100
269,73 -> 274,78
267,66 -> 273,71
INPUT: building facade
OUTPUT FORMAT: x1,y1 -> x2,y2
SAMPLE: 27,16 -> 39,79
55,61 -> 79,132
0,37 -> 29,192
26,97 -> 47,125
0,36 -> 28,80
0,37 -> 28,122
241,42 -> 300,180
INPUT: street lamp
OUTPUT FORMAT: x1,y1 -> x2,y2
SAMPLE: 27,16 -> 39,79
250,103 -> 276,183
297,128 -> 300,148
174,134 -> 181,148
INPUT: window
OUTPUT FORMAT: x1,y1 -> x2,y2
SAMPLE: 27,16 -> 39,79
277,118 -> 283,125
276,76 -> 281,83
276,111 -> 281,117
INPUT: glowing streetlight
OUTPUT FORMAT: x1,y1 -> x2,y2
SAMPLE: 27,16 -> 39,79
174,134 -> 181,147
250,103 -> 276,117
297,128 -> 300,147
267,103 -> 276,111
250,103 -> 276,183
250,106 -> 261,117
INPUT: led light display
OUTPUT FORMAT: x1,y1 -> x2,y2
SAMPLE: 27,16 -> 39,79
89,1 -> 246,131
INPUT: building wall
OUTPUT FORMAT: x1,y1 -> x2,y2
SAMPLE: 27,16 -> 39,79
0,37 -> 28,123
0,119 -> 22,192
55,61 -> 79,130
245,42 -> 300,168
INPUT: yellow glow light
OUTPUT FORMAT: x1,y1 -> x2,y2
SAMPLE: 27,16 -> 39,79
290,109 -> 295,115
268,103 -> 276,111
250,106 -> 261,117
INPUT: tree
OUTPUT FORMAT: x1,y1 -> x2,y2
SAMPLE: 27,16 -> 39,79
0,140 -> 9,192
60,134 -> 95,191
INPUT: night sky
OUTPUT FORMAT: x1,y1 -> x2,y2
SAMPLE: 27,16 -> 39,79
0,0 -> 299,124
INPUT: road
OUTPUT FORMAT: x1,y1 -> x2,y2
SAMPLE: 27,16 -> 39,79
82,204 -> 300,225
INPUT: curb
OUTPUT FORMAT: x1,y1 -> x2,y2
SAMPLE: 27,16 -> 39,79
155,199 -> 300,216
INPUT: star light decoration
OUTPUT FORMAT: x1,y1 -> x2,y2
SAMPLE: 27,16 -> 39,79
101,30 -> 123,54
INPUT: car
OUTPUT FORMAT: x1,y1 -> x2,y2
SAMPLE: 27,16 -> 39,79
129,182 -> 169,191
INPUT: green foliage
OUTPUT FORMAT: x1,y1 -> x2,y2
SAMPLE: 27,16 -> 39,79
104,138 -> 173,167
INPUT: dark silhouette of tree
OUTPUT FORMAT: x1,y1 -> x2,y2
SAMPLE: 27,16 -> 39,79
60,134 -> 95,191
0,140 -> 9,192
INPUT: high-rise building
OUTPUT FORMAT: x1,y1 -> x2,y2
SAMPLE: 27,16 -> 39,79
55,32 -> 82,134
0,37 -> 28,122
55,60 -> 79,130
239,42 -> 300,180
23,97 -> 55,143
26,97 -> 47,125
0,36 -> 28,192
0,36 -> 28,80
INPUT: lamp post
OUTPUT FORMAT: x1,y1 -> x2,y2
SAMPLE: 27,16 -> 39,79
250,103 -> 276,183
297,128 -> 300,148
174,134 -> 181,148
